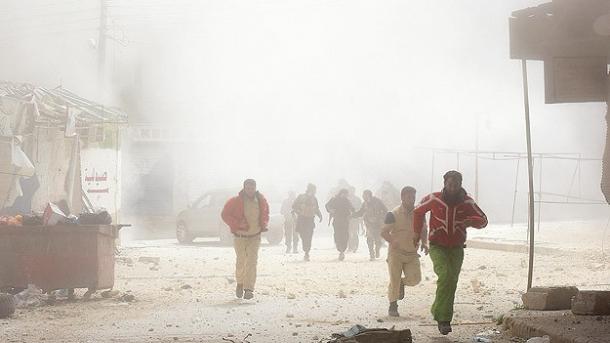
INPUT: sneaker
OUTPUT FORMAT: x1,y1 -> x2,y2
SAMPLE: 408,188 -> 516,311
338,252 -> 345,261
388,302 -> 399,317
243,289 -> 254,300
304,252 -> 310,261
437,321 -> 452,335
235,284 -> 244,299
398,280 -> 405,300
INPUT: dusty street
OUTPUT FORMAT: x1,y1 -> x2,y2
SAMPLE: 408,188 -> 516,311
1,223 -> 608,343
3,1 -> 610,342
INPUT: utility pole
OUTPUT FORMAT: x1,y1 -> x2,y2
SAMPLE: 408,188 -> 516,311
98,0 -> 107,96
522,59 -> 536,291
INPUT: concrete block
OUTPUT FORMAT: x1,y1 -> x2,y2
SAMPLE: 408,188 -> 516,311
522,286 -> 579,310
571,290 -> 610,315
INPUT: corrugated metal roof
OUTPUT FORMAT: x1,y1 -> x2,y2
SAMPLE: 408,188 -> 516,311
0,81 -> 128,126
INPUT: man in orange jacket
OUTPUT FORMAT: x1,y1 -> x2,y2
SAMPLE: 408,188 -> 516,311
221,179 -> 270,300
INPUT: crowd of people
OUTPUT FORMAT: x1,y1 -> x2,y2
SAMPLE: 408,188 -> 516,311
220,171 -> 488,336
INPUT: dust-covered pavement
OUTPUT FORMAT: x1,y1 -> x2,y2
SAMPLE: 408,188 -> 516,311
1,223 -> 608,343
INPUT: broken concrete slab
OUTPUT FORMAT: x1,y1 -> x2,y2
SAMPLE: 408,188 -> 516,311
571,291 -> 610,315
522,286 -> 578,310
504,309 -> 610,343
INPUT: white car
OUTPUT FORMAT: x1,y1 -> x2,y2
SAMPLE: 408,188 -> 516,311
175,190 -> 284,245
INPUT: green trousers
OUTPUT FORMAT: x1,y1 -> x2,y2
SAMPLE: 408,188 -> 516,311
429,244 -> 464,322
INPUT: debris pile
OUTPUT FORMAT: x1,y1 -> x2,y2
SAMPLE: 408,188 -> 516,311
13,285 -> 45,308
325,325 -> 412,343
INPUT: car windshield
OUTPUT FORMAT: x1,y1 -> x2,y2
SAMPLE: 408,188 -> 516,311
193,194 -> 211,208
211,194 -> 231,207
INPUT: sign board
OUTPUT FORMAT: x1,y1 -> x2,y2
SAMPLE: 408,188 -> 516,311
81,148 -> 121,219
510,1 -> 610,60
544,56 -> 607,104
510,15 -> 553,60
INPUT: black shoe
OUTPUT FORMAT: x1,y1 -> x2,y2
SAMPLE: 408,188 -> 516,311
236,284 -> 244,299
388,302 -> 399,317
243,289 -> 254,300
437,321 -> 452,335
398,280 -> 405,300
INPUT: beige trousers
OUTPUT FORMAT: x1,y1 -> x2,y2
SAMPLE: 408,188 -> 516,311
233,235 -> 261,290
387,250 -> 422,302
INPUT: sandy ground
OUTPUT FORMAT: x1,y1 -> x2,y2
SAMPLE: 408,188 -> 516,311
1,222 -> 608,343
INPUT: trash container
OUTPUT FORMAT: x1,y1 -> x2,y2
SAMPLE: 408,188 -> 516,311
0,225 -> 120,293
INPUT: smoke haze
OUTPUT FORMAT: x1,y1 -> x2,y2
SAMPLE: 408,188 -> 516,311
1,0 -> 607,223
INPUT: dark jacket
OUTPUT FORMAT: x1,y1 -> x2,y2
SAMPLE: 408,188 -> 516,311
353,196 -> 388,227
325,196 -> 354,222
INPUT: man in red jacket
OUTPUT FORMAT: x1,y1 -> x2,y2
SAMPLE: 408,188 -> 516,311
413,171 -> 487,335
221,179 -> 270,300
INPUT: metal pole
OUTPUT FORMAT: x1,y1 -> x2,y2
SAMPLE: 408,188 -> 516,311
66,105 -> 78,212
511,157 -> 521,227
522,59 -> 536,291
537,156 -> 543,232
115,124 -> 120,225
66,136 -> 79,212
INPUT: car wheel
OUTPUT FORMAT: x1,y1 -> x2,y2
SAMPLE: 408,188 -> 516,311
265,228 -> 284,245
176,222 -> 194,244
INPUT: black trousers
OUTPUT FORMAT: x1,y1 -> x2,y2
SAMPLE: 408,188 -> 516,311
296,216 -> 315,253
332,218 -> 350,253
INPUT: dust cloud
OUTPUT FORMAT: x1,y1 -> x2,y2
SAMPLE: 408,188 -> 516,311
1,0 -> 607,223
